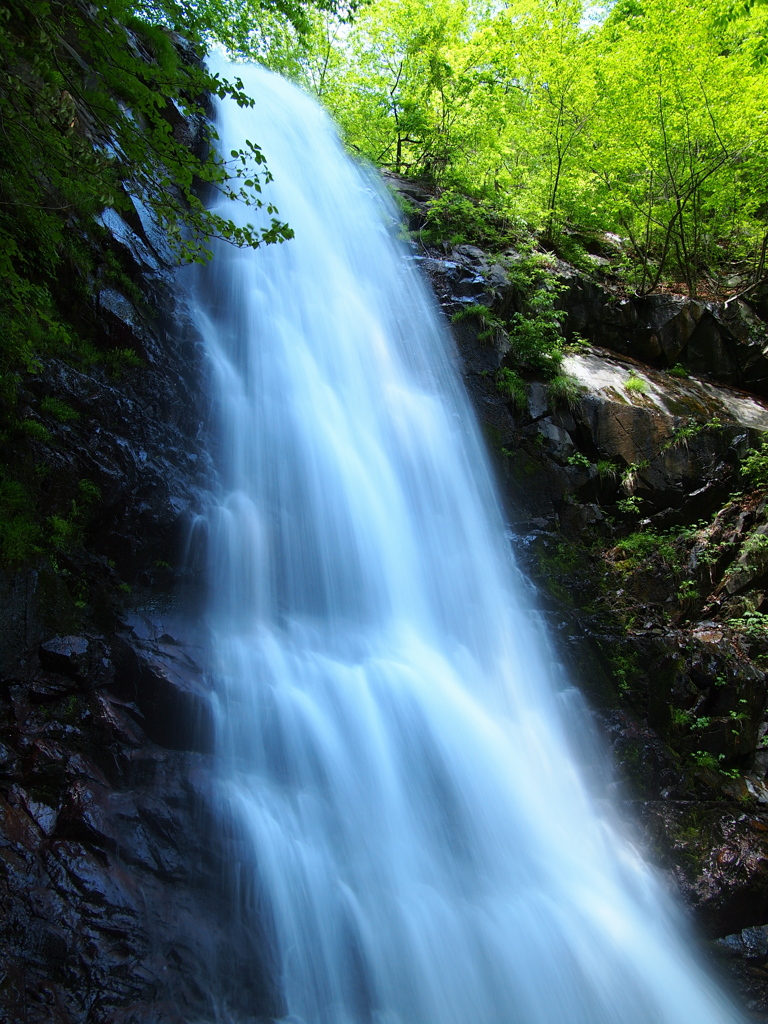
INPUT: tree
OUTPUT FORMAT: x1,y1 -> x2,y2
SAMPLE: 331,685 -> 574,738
475,0 -> 595,238
0,0 -> 355,565
586,0 -> 767,294
0,0 -> 356,405
316,0 -> 474,176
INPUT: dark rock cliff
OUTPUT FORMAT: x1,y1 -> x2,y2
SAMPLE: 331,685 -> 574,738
415,237 -> 768,1016
0,195 -> 286,1021
0,40 -> 285,1016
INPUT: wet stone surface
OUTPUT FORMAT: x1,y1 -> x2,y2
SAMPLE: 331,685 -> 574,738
401,226 -> 768,1011
0,627 -> 283,1024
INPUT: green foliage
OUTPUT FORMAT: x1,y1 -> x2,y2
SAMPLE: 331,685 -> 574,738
619,459 -> 649,491
606,647 -> 642,693
567,451 -> 591,468
0,0 -> 358,571
547,374 -> 581,410
19,420 -> 52,443
0,0 -> 306,516
0,473 -> 40,564
423,190 -> 502,246
451,304 -> 492,324
124,0 -> 362,51
451,304 -> 505,344
614,530 -> 678,566
312,0 -> 768,295
0,431 -> 99,567
624,371 -> 649,395
597,459 -> 619,481
671,706 -> 692,727
664,419 -> 701,449
0,1 -> 294,277
742,531 -> 768,563
40,397 -> 80,423
101,348 -> 146,377
494,367 -> 527,411
691,749 -> 720,770
551,234 -> 595,273
508,311 -> 564,376
616,494 -> 643,515
669,363 -> 690,378
742,437 -> 768,487
502,252 -> 568,376
47,479 -> 102,552
677,579 -> 700,602
730,609 -> 768,639
691,749 -> 740,779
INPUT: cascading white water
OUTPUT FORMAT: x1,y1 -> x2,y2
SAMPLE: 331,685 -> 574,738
191,63 -> 744,1024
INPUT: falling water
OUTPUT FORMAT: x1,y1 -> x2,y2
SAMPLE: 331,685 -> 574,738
191,64 -> 744,1024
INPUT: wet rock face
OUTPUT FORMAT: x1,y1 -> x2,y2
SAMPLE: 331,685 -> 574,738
0,47 -> 274,1018
461,336 -> 768,950
0,624 -> 283,1024
412,234 -> 768,1007
417,237 -> 768,397
557,266 -> 768,397
25,282 -> 210,580
0,88 -> 291,1013
0,197 -> 213,679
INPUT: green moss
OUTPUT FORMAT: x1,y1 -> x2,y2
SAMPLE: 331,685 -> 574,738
40,396 -> 80,423
19,420 -> 52,443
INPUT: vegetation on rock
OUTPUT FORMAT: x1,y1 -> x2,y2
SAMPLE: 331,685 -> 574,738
0,0 -> 351,572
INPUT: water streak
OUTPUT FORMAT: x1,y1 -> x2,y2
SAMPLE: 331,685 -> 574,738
191,63 -> 743,1024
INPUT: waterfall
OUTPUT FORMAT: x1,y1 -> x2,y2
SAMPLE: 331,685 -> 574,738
190,64 -> 743,1024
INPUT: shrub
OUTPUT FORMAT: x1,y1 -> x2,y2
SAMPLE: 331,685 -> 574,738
423,190 -> 501,246
742,438 -> 768,487
509,312 -> 564,376
616,495 -> 644,515
40,397 -> 80,423
504,251 -> 566,377
567,451 -> 591,468
669,363 -> 690,378
451,304 -> 504,345
624,371 -> 649,395
547,374 -> 581,410
495,368 -> 527,411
